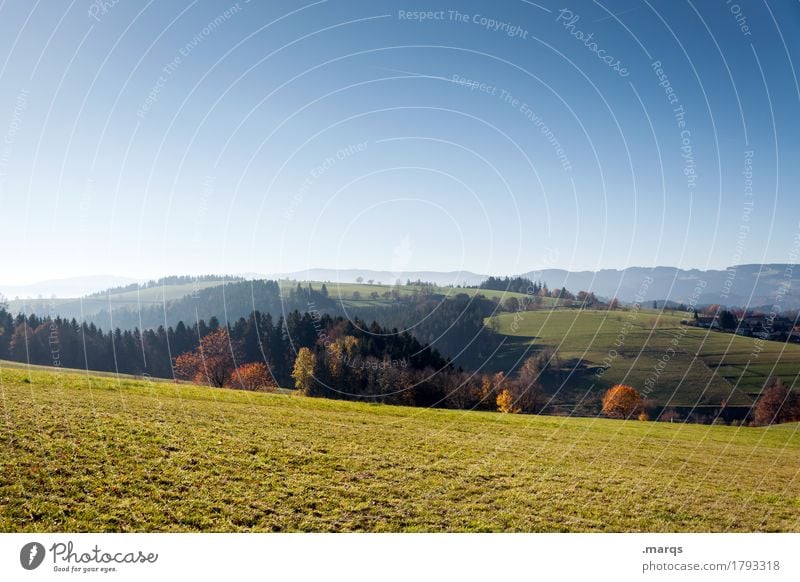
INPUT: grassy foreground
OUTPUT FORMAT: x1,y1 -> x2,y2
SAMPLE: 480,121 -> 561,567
1,365 -> 798,532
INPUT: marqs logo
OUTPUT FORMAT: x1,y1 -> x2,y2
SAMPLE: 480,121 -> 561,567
20,542 -> 46,570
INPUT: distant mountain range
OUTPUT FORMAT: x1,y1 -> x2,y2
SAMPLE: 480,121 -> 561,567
517,264 -> 799,310
3,264 -> 799,310
0,275 -> 140,300
272,265 -> 800,310
268,265 -> 799,309
264,269 -> 488,288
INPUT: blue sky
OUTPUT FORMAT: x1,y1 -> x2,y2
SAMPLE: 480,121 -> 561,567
0,0 -> 798,284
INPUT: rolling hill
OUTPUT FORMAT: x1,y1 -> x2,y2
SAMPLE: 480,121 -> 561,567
1,364 -> 797,532
4,278 -> 234,323
7,263 -> 800,315
3,277 -> 538,333
261,264 -> 800,309
489,307 -> 800,416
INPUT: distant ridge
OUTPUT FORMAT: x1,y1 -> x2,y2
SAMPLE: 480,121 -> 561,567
0,275 -> 140,299
518,264 -> 800,309
263,264 -> 800,309
4,264 -> 799,310
264,268 -> 487,287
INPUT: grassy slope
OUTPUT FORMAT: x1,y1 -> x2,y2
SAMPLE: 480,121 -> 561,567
490,308 -> 800,406
1,366 -> 798,532
280,280 -> 548,308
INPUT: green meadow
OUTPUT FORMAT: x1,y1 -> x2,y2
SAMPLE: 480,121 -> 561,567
1,364 -> 798,532
490,308 -> 800,408
279,279 -> 548,309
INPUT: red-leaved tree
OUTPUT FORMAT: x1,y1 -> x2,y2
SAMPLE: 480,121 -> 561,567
754,378 -> 800,425
229,362 -> 276,392
174,328 -> 241,387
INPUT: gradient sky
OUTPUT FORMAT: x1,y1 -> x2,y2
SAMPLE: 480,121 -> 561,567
0,0 -> 798,285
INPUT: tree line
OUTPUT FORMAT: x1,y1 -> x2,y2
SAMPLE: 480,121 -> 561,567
0,303 -> 558,412
3,303 -> 796,424
0,306 -> 444,387
349,292 -> 503,369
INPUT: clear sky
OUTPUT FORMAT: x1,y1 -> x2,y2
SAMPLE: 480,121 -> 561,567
0,0 -> 798,284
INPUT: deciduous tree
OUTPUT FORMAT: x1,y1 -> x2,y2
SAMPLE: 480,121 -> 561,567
754,378 -> 800,425
174,328 -> 240,387
517,354 -> 545,413
601,384 -> 643,419
292,347 -> 316,394
503,297 -> 520,312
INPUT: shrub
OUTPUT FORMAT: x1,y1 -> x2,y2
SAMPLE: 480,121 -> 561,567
496,388 -> 520,414
229,362 -> 276,392
659,408 -> 681,423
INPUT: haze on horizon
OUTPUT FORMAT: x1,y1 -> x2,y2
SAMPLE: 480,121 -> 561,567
1,1 -> 799,286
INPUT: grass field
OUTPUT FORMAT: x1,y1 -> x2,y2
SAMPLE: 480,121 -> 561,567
490,308 -> 800,408
280,279 -> 549,309
1,364 -> 798,532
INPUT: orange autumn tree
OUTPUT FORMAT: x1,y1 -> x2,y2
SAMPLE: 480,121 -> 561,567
174,328 -> 241,387
602,384 -> 643,419
230,362 -> 276,392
